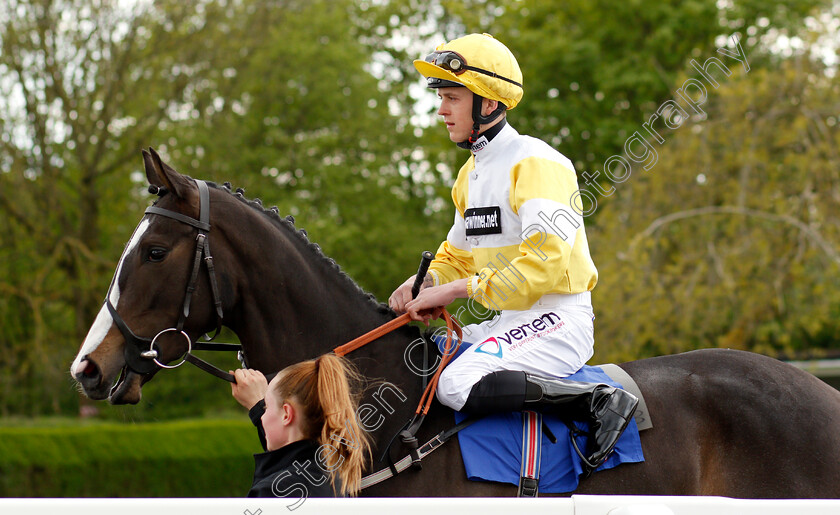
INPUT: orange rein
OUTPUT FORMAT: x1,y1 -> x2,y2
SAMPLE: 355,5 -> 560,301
333,309 -> 463,416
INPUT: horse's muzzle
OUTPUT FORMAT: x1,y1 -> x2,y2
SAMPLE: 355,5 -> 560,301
72,356 -> 143,404
73,357 -> 110,400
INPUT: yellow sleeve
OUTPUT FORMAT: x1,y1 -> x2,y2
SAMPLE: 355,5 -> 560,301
469,156 -> 590,310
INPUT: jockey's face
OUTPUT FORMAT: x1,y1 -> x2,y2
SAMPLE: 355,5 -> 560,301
436,87 -> 474,143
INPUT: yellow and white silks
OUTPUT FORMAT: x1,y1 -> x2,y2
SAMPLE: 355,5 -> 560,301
429,122 -> 600,410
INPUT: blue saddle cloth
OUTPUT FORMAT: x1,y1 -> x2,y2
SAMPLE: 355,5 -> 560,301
433,336 -> 645,493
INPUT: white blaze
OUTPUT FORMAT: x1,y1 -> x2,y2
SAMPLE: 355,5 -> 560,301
72,219 -> 150,375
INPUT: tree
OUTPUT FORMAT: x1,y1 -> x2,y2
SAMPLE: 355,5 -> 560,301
158,0 -> 450,300
0,0 -> 233,415
590,54 -> 840,363
0,0 -> 448,417
2,0 -> 836,417
362,0 -> 834,197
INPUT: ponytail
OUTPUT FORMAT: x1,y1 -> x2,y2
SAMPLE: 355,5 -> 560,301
270,353 -> 372,496
313,354 -> 371,496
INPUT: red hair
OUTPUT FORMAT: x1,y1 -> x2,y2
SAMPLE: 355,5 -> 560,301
270,353 -> 371,496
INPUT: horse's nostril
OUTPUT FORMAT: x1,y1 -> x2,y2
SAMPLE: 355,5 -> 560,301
83,361 -> 98,377
75,359 -> 100,380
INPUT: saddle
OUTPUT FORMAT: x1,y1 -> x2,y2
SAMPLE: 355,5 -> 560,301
454,364 -> 648,494
433,335 -> 651,494
360,329 -> 650,493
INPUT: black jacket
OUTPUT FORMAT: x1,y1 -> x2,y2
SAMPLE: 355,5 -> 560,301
246,400 -> 344,499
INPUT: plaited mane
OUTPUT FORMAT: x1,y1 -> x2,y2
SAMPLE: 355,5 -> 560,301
204,180 -> 393,316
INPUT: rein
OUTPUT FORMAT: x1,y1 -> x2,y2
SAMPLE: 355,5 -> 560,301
338,308 -> 472,489
334,308 -> 466,482
111,177 -> 465,488
334,309 -> 463,416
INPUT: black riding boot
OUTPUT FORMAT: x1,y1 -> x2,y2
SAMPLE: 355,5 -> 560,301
523,372 -> 638,474
461,370 -> 639,476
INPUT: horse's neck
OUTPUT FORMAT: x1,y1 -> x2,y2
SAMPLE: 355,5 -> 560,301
218,207 -> 399,373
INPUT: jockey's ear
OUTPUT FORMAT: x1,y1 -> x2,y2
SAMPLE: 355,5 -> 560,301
143,147 -> 190,199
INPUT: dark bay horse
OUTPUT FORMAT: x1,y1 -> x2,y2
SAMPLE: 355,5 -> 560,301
71,149 -> 840,498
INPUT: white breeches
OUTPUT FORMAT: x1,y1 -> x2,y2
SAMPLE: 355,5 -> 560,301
436,292 -> 595,411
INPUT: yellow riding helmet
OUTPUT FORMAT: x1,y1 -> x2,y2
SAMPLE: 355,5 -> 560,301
414,33 -> 524,110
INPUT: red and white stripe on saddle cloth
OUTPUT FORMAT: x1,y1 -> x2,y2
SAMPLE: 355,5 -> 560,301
518,410 -> 542,497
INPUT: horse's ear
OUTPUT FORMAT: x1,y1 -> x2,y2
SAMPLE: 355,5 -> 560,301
143,147 -> 189,198
142,149 -> 162,187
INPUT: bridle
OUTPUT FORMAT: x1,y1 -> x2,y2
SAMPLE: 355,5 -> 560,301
102,177 -> 460,403
104,179 -> 238,381
102,179 -> 468,483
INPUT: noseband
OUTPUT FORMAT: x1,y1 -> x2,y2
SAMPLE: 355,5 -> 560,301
103,180 -> 236,379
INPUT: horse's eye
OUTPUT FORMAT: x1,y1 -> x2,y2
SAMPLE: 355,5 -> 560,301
148,248 -> 168,263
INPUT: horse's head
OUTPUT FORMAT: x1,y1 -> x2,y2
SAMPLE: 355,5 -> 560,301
71,149 -> 223,404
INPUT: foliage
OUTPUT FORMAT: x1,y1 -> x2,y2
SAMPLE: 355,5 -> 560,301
153,0 -> 451,299
0,0 -> 222,416
361,0 -> 834,188
0,0 -> 446,417
0,417 -> 260,496
590,55 -> 840,363
0,0 -> 837,419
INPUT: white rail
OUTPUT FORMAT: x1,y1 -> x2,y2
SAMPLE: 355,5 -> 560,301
2,496 -> 840,515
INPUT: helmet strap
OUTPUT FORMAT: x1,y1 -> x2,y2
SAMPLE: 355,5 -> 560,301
463,95 -> 507,145
467,122 -> 482,145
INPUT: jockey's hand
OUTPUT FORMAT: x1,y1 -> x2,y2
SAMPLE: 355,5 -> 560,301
389,273 -> 432,313
231,368 -> 268,409
405,278 -> 469,324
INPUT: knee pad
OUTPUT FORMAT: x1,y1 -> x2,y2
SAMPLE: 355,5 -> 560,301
460,370 -> 528,415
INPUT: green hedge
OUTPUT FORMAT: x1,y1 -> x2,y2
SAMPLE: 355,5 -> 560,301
0,418 -> 262,497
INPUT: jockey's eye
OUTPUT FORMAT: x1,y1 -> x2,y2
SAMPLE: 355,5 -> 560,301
147,247 -> 168,263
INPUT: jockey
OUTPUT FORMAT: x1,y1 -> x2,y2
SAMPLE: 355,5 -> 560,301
389,33 -> 638,475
